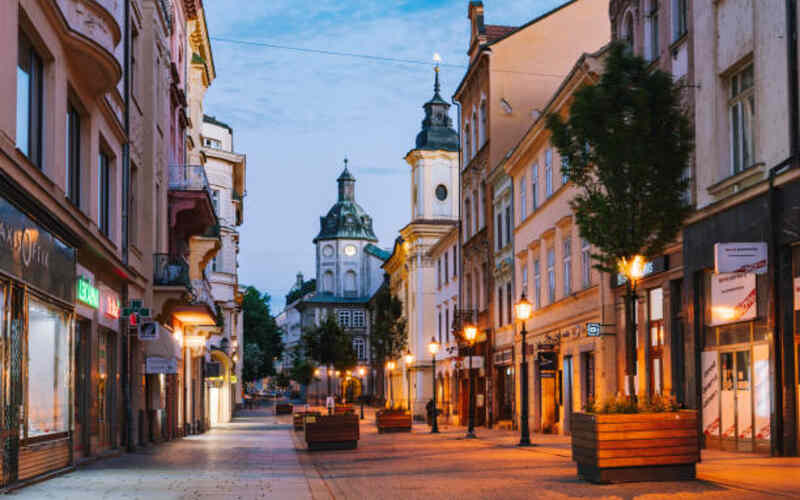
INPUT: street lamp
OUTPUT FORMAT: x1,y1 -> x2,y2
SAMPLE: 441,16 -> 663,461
463,323 -> 477,439
404,351 -> 414,413
386,360 -> 396,408
358,366 -> 367,419
428,338 -> 440,433
514,292 -> 533,446
619,255 -> 645,401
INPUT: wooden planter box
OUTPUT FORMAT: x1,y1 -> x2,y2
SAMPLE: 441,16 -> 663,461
275,403 -> 293,415
293,411 -> 321,431
304,414 -> 360,451
376,410 -> 412,433
571,411 -> 699,484
334,404 -> 354,415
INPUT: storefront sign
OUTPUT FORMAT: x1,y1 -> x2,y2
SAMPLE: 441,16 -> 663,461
586,322 -> 601,337
615,256 -> 668,286
714,242 -> 767,274
145,356 -> 177,374
538,351 -> 557,371
77,278 -> 99,308
102,291 -> 120,319
710,273 -> 757,325
0,197 -> 75,302
794,277 -> 800,311
138,321 -> 158,340
701,352 -> 720,437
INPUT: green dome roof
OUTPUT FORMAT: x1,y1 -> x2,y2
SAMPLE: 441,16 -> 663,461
314,163 -> 378,243
415,68 -> 459,152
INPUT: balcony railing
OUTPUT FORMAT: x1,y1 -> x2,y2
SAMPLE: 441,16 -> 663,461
154,253 -> 190,287
168,164 -> 212,197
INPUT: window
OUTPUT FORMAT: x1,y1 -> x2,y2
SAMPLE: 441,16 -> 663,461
545,150 -> 553,197
506,282 -> 513,325
672,0 -> 687,42
496,212 -> 503,250
563,237 -> 572,296
344,270 -> 357,295
479,100 -> 487,147
561,156 -> 569,186
98,151 -> 111,237
581,238 -> 592,288
497,286 -> 504,327
583,351 -> 596,406
211,256 -> 218,272
505,206 -> 511,246
352,310 -> 366,328
648,287 -> 664,395
466,274 -> 473,310
452,245 -> 457,278
337,310 -> 352,327
27,298 -> 70,437
547,247 -> 556,303
17,31 -> 44,168
519,175 -> 527,220
212,189 -> 220,214
647,0 -> 660,61
464,123 -> 472,163
438,258 -> 442,288
445,307 -> 450,343
465,198 -> 472,240
531,164 -> 538,210
444,252 -> 449,284
533,259 -> 541,309
623,11 -> 635,48
521,263 -> 528,292
353,337 -> 366,361
323,270 -> 334,293
438,311 -> 442,344
729,64 -> 755,175
472,110 -> 478,157
473,189 -> 480,232
66,102 -> 81,205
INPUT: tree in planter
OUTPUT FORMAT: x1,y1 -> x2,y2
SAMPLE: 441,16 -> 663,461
301,314 -> 357,397
288,346 -> 316,400
368,282 -> 407,404
547,42 -> 693,400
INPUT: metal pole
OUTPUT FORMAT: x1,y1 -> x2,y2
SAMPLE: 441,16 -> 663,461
389,369 -> 393,408
466,345 -> 476,438
407,368 -> 412,413
360,376 -> 365,420
431,355 -> 439,433
625,282 -> 637,402
519,325 -> 531,446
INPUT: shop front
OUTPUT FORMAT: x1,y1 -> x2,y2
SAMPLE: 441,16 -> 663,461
143,323 -> 182,443
493,347 -> 514,424
0,195 -> 76,487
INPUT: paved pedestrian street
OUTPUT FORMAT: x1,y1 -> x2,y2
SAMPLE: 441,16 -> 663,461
10,407 -> 800,499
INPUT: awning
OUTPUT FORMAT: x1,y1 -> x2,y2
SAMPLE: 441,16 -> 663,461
172,304 -> 216,326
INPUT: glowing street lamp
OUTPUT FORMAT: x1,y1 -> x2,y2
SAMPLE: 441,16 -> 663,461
404,351 -> 415,414
428,338 -> 440,433
386,360 -> 396,407
463,323 -> 477,439
619,255 -> 646,401
515,292 -> 533,446
358,366 -> 367,419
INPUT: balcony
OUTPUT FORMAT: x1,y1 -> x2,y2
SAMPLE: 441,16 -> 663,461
52,0 -> 122,94
154,253 -> 190,288
168,165 -> 217,250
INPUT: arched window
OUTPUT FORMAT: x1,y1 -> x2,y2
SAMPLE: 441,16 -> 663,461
464,198 -> 472,240
323,270 -> 334,293
471,109 -> 478,157
353,337 -> 366,361
479,100 -> 487,146
344,270 -> 357,295
464,122 -> 472,163
622,11 -> 635,49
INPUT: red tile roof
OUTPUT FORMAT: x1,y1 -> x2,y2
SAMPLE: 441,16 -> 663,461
485,25 -> 518,43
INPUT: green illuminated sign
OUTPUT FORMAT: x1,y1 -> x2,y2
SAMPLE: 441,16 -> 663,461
77,278 -> 99,308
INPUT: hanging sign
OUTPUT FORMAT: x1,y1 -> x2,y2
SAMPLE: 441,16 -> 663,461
101,289 -> 120,319
146,357 -> 177,374
538,351 -> 557,371
710,273 -> 756,326
77,277 -> 99,308
586,322 -> 601,337
714,242 -> 767,274
138,321 -> 158,340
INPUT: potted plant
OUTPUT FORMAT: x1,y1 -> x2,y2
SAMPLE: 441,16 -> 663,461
304,413 -> 360,451
571,394 -> 699,483
376,408 -> 412,433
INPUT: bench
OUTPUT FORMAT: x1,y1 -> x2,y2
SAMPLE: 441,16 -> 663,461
293,411 -> 321,431
275,403 -> 293,415
376,410 -> 412,433
304,414 -> 360,451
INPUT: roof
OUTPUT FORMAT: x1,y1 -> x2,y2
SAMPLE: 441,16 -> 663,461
302,293 -> 372,305
313,167 -> 378,243
485,25 -> 517,43
203,114 -> 232,133
414,69 -> 459,152
364,244 -> 391,261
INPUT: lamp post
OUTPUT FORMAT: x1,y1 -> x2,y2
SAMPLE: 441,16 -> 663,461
619,255 -> 645,402
386,360 -> 396,408
514,292 -> 533,446
463,324 -> 477,439
358,366 -> 366,419
428,338 -> 440,433
404,351 -> 414,414
314,368 -> 321,405
335,370 -> 341,401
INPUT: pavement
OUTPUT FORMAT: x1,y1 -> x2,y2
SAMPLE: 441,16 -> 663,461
9,405 -> 800,499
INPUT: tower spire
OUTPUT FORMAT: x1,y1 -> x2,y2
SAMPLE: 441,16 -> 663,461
433,53 -> 442,98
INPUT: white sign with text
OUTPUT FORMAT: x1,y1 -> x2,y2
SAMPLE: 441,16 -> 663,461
710,273 -> 757,325
714,242 -> 767,274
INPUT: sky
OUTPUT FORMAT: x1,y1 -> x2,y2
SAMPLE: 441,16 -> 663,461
201,0 -> 568,310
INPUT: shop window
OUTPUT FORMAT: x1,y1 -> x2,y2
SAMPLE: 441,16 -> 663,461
27,298 -> 70,437
582,351 -> 595,406
17,30 -> 44,168
648,287 -> 664,395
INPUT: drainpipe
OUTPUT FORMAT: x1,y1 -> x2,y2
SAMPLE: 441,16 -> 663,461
767,0 -> 798,457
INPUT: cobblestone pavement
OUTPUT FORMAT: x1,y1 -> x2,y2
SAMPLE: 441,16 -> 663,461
10,407 -> 311,500
297,410 -> 789,500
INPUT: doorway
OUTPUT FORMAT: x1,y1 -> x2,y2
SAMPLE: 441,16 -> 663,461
720,350 -> 752,452
562,356 -> 573,435
75,320 -> 91,458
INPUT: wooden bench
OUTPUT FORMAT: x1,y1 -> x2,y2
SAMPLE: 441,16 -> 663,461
376,410 -> 412,433
275,403 -> 293,415
293,411 -> 321,431
304,414 -> 359,451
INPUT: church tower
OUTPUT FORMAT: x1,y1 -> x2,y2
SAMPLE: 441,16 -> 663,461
405,62 -> 460,222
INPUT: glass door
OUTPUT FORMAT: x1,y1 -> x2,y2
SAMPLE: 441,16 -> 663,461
720,349 -> 753,452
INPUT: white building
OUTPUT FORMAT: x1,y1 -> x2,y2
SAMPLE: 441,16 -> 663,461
201,115 -> 246,425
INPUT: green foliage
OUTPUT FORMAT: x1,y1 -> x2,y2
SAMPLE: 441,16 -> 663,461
546,43 -> 693,273
368,282 -> 407,364
301,313 -> 357,371
242,286 -> 284,380
242,343 -> 264,382
288,346 -> 316,387
272,372 -> 291,391
584,393 -> 681,414
286,278 -> 316,306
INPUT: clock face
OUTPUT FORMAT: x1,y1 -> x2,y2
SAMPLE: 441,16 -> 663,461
344,245 -> 357,257
322,245 -> 334,257
435,184 -> 448,201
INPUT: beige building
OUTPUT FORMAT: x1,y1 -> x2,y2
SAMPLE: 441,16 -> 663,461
453,0 -> 610,429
